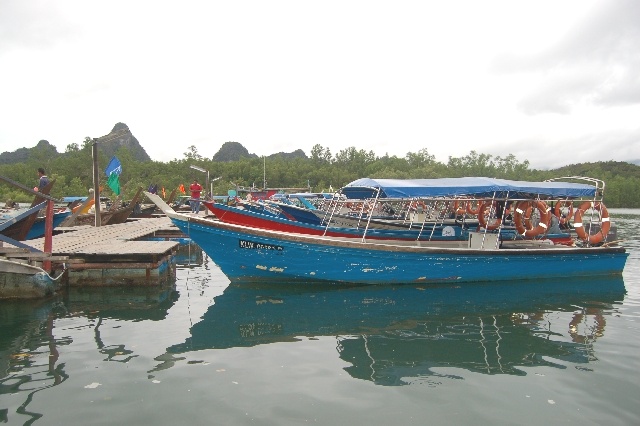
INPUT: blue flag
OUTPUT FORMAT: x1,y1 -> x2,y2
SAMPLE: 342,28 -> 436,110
105,156 -> 122,177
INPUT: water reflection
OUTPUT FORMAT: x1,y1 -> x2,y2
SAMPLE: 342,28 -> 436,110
173,240 -> 204,267
166,277 -> 625,385
0,284 -> 177,424
0,300 -> 69,425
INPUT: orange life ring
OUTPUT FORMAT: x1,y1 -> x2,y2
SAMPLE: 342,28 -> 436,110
350,202 -> 363,212
466,199 -> 482,216
513,200 -> 551,237
477,202 -> 502,230
554,200 -> 574,225
523,205 -> 534,230
411,200 -> 426,211
452,200 -> 466,216
348,202 -> 370,213
573,202 -> 610,244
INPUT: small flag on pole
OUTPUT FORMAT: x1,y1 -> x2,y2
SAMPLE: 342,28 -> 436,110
105,156 -> 122,195
105,156 -> 122,176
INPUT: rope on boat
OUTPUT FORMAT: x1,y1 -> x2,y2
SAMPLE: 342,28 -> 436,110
601,239 -> 624,247
47,265 -> 67,282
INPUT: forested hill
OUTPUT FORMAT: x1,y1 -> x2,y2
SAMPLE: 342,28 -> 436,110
552,161 -> 640,179
0,140 -> 61,165
1,126 -> 639,207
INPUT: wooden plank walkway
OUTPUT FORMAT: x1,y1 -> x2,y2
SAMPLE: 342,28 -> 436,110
2,217 -> 190,290
23,217 -> 180,256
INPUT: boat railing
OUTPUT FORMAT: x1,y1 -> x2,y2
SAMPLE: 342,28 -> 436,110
329,191 -> 612,248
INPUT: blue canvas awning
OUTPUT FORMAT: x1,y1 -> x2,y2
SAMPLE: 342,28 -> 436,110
341,177 -> 597,199
62,196 -> 88,203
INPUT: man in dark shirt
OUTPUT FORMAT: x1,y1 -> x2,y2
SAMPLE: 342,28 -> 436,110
35,168 -> 50,192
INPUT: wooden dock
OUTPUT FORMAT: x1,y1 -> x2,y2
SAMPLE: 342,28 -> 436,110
1,217 -> 185,287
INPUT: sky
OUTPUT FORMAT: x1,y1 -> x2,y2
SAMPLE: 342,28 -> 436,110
1,0 -> 639,170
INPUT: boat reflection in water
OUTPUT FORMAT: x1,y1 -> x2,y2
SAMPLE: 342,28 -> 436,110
167,277 -> 625,385
172,240 -> 204,267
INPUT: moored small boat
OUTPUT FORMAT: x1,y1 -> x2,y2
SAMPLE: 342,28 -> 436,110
59,187 -> 144,227
204,201 -> 467,241
0,258 -> 58,299
145,176 -> 628,285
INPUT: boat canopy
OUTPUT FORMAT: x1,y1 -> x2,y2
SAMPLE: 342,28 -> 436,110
341,177 -> 597,199
62,196 -> 88,203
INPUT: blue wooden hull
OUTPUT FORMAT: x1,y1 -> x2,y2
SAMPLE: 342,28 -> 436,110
169,214 -> 628,285
26,210 -> 71,240
276,203 -> 324,224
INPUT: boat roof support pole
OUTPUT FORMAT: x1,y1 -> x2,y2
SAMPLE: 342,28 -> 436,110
360,188 -> 381,243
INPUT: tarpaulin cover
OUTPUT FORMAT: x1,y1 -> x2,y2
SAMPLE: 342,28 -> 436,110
341,177 -> 597,199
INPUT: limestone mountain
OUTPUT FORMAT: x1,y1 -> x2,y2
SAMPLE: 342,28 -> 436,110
212,141 -> 308,162
99,123 -> 151,162
266,149 -> 307,160
0,122 -> 151,165
212,142 -> 258,162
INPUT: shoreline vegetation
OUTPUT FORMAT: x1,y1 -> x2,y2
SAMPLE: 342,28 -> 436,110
1,140 -> 639,208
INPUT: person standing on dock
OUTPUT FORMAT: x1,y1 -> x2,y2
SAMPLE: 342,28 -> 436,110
189,179 -> 203,213
34,168 -> 50,192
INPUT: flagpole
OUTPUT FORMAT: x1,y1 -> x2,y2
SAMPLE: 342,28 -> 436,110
92,140 -> 102,227
91,129 -> 128,227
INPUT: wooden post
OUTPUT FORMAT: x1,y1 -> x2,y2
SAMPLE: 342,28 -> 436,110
43,199 -> 53,271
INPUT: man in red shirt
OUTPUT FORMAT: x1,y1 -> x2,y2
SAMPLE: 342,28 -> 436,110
189,179 -> 203,213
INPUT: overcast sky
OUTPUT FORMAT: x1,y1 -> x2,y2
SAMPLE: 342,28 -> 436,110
1,0 -> 639,169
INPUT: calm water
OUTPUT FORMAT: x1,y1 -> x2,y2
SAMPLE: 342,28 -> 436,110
1,210 -> 639,425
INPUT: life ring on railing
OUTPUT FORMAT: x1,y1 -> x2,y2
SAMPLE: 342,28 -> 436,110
554,200 -> 574,226
466,199 -> 482,216
523,204 -> 535,230
347,201 -> 369,214
514,200 -> 551,237
452,200 -> 466,216
410,200 -> 426,211
477,202 -> 502,230
573,201 -> 610,245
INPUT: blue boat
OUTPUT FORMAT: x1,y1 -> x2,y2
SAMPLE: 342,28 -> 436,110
146,176 -> 628,285
1,204 -> 67,241
25,208 -> 71,240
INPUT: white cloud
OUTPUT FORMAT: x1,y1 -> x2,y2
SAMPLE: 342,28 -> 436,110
0,0 -> 639,170
492,0 -> 640,114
